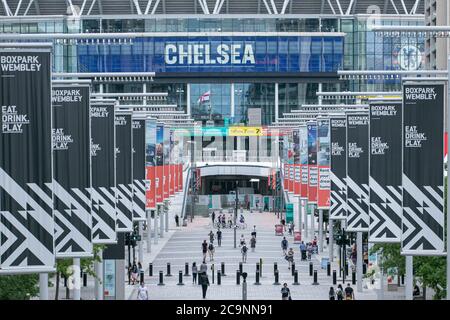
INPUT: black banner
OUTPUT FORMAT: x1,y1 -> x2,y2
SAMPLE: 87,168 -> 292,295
330,116 -> 347,220
90,102 -> 117,244
52,85 -> 92,257
402,83 -> 445,255
346,113 -> 369,232
369,102 -> 402,243
132,118 -> 146,221
0,49 -> 55,272
115,112 -> 133,232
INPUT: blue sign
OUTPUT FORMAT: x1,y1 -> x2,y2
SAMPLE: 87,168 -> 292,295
78,36 -> 343,73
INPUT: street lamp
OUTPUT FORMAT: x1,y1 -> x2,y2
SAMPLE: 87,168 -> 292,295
187,140 -> 196,223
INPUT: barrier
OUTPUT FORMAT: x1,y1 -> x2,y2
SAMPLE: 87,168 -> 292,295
291,262 -> 296,276
149,263 -> 153,277
293,270 -> 299,285
309,262 -> 313,276
333,270 -> 337,285
221,262 -> 226,276
236,270 -> 241,285
273,270 -> 280,285
327,262 -> 331,276
217,270 -> 221,285
166,263 -> 172,276
184,262 -> 189,276
177,271 -> 184,285
254,271 -> 261,285
312,270 -> 319,285
158,271 -> 165,286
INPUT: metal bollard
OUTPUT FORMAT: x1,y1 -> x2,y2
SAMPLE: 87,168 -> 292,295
333,270 -> 337,285
352,271 -> 356,285
293,270 -> 299,285
221,262 -> 226,276
140,271 -> 144,284
260,258 -> 263,277
149,263 -> 153,277
83,273 -> 87,287
363,263 -> 367,275
309,262 -> 313,276
177,271 -> 184,286
273,270 -> 280,285
166,262 -> 172,276
274,262 -> 278,274
312,270 -> 319,285
239,262 -> 243,274
184,262 -> 189,276
217,270 -> 221,285
291,262 -> 296,276
256,262 -> 260,273
327,262 -> 331,276
236,270 -> 241,285
345,263 -> 349,276
254,270 -> 261,285
158,271 -> 165,286
63,274 -> 67,287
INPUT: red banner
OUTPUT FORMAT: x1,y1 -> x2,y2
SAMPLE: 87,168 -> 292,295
169,164 -> 174,196
294,164 -> 301,196
178,164 -> 183,191
283,163 -> 289,190
163,165 -> 169,199
156,165 -> 164,203
289,164 -> 294,193
145,166 -> 156,209
317,165 -> 330,208
174,164 -> 179,193
300,164 -> 308,199
308,165 -> 318,203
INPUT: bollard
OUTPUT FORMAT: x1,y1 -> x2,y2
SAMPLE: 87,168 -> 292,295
177,271 -> 184,286
401,274 -> 405,286
309,262 -> 313,276
184,263 -> 189,276
254,270 -> 261,285
345,263 -> 349,276
256,262 -> 260,273
333,270 -> 337,285
352,271 -> 356,285
273,270 -> 280,285
274,262 -> 278,274
63,274 -> 67,287
260,258 -> 263,277
149,263 -> 153,277
291,262 -> 296,276
293,270 -> 299,285
312,270 -> 319,285
363,263 -> 367,275
158,271 -> 165,286
83,273 -> 87,287
239,262 -> 243,274
327,262 -> 331,276
140,271 -> 144,284
221,262 -> 226,276
236,270 -> 241,285
217,270 -> 221,285
166,262 -> 172,276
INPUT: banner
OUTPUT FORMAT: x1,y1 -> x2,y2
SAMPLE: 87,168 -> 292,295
145,118 -> 156,209
369,102 -> 402,243
283,163 -> 289,191
156,123 -> 164,204
299,125 -> 308,199
178,163 -> 183,192
90,102 -> 117,244
0,49 -> 55,272
132,118 -> 146,221
115,113 -> 133,232
163,125 -> 170,200
169,130 -> 175,196
346,113 -> 369,232
402,83 -> 445,255
330,117 -> 347,220
317,118 -> 331,209
293,128 -> 301,196
229,126 -> 263,136
52,85 -> 92,257
307,122 -> 318,204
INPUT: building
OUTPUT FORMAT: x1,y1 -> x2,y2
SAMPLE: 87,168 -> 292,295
425,0 -> 450,70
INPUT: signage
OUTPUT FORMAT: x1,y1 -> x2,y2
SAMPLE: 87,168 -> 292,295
132,119 -> 146,221
317,118 -> 331,209
307,122 -> 318,203
229,126 -> 263,136
145,118 -> 157,209
299,125 -> 308,199
329,117 -> 347,220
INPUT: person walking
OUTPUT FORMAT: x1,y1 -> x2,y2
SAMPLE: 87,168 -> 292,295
250,235 -> 256,252
192,262 -> 198,284
336,284 -> 344,300
251,225 -> 257,239
299,241 -> 307,261
131,261 -> 139,285
175,214 -> 179,227
208,242 -> 215,261
281,283 -> 291,300
138,262 -> 144,284
281,237 -> 288,256
200,261 -> 208,274
211,211 -> 216,225
286,248 -> 294,269
198,272 -> 210,299
209,230 -> 215,244
202,240 -> 208,263
344,283 -> 355,300
281,218 -> 286,231
216,228 -> 222,247
241,243 -> 248,263
137,282 -> 149,300
329,287 -> 336,300
239,234 -> 245,247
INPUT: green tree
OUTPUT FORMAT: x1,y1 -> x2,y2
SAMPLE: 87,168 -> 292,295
370,243 -> 405,285
0,274 -> 39,300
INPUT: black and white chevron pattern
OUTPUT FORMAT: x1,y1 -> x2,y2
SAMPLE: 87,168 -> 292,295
330,171 -> 346,220
369,177 -> 402,243
49,180 -> 93,257
116,183 -> 133,232
401,174 -> 445,254
90,187 -> 117,244
132,179 -> 146,221
0,168 -> 55,270
346,176 -> 369,232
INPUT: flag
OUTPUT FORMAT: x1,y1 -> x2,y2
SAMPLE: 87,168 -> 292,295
197,91 -> 210,104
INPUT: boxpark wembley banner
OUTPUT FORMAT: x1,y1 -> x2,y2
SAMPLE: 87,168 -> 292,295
346,113 -> 369,232
402,83 -> 445,255
145,118 -> 157,210
90,102 -> 117,244
0,49 -> 55,272
115,112 -> 133,232
299,125 -> 308,200
369,102 -> 402,243
329,116 -> 347,220
307,121 -> 318,204
132,117 -> 146,221
317,118 -> 331,209
52,85 -> 92,257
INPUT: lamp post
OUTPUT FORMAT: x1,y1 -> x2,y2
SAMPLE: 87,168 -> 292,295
234,180 -> 238,249
188,140 -> 196,223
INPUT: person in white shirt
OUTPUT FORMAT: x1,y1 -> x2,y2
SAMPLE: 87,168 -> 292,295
137,282 -> 149,300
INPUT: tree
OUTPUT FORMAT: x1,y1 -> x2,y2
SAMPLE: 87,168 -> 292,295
0,274 -> 39,300
370,243 -> 405,285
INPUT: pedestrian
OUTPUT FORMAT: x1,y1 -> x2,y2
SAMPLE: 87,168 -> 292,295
413,284 -> 420,297
251,225 -> 257,238
208,242 -> 215,261
198,272 -> 210,299
344,283 -> 355,300
239,234 -> 245,247
138,262 -> 144,284
221,215 -> 226,228
241,243 -> 248,263
281,237 -> 288,255
250,235 -> 256,252
288,222 -> 294,235
336,284 -> 344,300
209,230 -> 215,244
211,211 -> 216,224
137,282 -> 149,300
281,283 -> 291,300
131,261 -> 139,285
329,287 -> 336,300
175,214 -> 179,227
299,241 -> 307,261
281,218 -> 286,231
200,262 -> 208,276
286,248 -> 294,269
216,228 -> 222,247
192,262 -> 198,284
127,263 -> 132,285
202,240 -> 208,263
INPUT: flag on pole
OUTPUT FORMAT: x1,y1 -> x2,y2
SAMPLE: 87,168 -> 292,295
197,91 -> 210,104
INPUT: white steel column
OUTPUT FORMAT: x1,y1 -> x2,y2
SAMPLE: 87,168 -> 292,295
318,209 -> 323,253
159,204 -> 164,238
95,249 -> 103,300
147,210 -> 152,253
405,256 -> 413,300
138,221 -> 144,264
356,232 -> 363,292
73,258 -> 81,300
297,198 -> 302,235
310,205 -> 315,239
165,203 -> 169,233
329,219 -> 334,262
39,273 -> 48,300
303,200 -> 308,239
154,210 -> 158,244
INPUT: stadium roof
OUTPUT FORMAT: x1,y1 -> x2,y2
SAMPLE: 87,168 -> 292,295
0,0 -> 424,17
